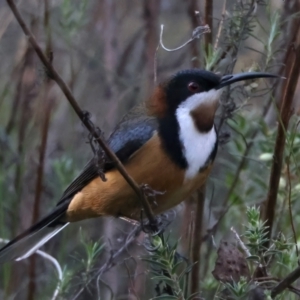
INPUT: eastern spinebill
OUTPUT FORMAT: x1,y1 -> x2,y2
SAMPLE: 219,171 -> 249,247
0,69 -> 277,263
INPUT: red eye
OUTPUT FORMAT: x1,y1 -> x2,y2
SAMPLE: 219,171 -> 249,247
188,82 -> 200,93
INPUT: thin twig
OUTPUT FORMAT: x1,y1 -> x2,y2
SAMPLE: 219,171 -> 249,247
221,91 -> 274,209
190,187 -> 206,295
72,226 -> 141,300
255,276 -> 300,296
214,0 -> 227,51
204,0 -> 213,53
123,257 -> 140,300
186,0 -> 201,68
188,3 -> 213,294
5,0 -> 158,228
96,277 -> 114,300
216,1 -> 258,132
230,227 -> 251,257
0,238 -> 62,300
159,24 -> 210,52
143,0 -> 160,90
220,10 -> 290,210
36,250 -> 63,300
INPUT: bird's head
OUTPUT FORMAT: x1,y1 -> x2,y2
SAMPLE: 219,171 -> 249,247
148,69 -> 277,132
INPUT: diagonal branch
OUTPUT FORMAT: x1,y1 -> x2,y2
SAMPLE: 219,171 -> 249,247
271,265 -> 300,298
5,0 -> 158,228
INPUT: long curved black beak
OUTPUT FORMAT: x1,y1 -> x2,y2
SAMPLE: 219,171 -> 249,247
217,72 -> 278,90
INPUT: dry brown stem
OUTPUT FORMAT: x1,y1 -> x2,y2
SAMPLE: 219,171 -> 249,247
263,9 -> 300,244
204,0 -> 213,53
188,1 -> 213,294
187,0 -> 201,68
144,0 -> 160,89
190,186 -> 206,295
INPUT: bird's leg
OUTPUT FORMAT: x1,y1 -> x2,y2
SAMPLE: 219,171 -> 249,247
83,113 -> 107,182
140,212 -> 172,236
138,184 -> 164,232
140,184 -> 165,208
93,145 -> 107,182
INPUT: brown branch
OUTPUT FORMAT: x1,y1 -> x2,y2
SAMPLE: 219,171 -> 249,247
190,186 -> 206,295
253,276 -> 300,296
188,2 -> 213,294
143,0 -> 160,89
182,202 -> 195,297
180,5 -> 205,291
286,136 -> 299,258
271,265 -> 300,298
263,16 -> 300,244
187,0 -> 201,68
6,0 -> 158,228
204,0 -> 213,54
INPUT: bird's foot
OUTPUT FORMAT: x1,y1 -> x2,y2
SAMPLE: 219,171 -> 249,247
140,184 -> 165,208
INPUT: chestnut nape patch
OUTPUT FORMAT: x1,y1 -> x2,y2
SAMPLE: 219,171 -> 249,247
147,86 -> 167,118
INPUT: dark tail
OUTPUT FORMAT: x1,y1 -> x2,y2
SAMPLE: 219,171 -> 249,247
0,203 -> 69,263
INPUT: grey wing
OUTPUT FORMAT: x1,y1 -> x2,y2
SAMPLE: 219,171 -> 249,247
107,115 -> 158,165
57,107 -> 158,205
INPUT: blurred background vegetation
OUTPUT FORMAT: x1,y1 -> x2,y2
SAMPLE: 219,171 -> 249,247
1,0 -> 300,299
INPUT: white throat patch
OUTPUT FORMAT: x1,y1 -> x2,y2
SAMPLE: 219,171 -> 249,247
175,89 -> 221,180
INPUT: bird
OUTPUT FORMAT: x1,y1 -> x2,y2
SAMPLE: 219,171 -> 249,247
0,69 -> 277,263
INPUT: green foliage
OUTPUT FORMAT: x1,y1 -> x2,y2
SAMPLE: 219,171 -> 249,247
1,0 -> 300,299
223,277 -> 252,300
59,0 -> 88,38
143,234 -> 195,300
243,206 -> 269,256
52,155 -> 78,192
249,9 -> 282,68
78,228 -> 105,273
214,206 -> 298,299
264,11 -> 281,67
203,44 -> 221,71
55,232 -> 105,299
56,267 -> 75,298
223,1 -> 258,52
